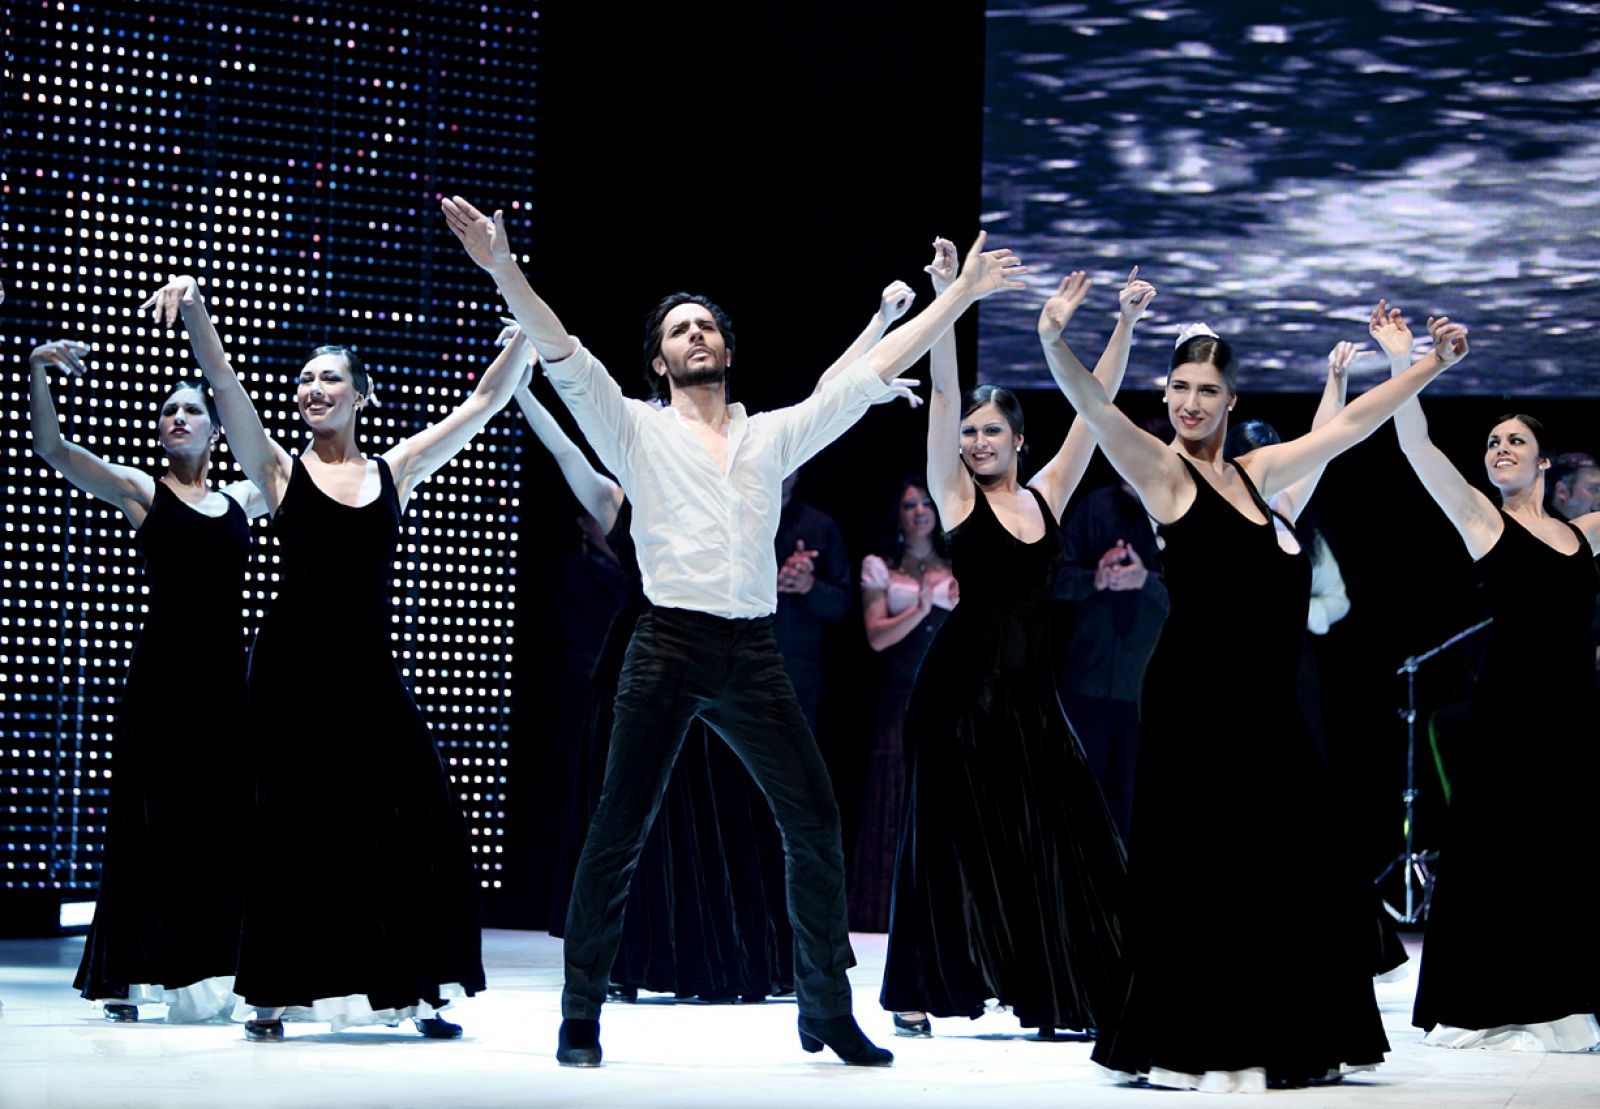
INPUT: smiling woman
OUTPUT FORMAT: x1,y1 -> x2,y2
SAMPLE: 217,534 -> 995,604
1374,309 -> 1600,1052
136,272 -> 530,1041
1042,290 -> 1472,1087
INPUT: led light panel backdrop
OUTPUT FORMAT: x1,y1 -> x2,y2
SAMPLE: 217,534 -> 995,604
2,2 -> 539,908
979,1 -> 1600,393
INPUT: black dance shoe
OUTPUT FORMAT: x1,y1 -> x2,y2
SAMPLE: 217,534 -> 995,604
797,1014 -> 894,1066
102,1003 -> 138,1023
891,1012 -> 932,1038
243,1018 -> 284,1042
605,985 -> 638,1003
414,1016 -> 463,1039
556,1018 -> 602,1067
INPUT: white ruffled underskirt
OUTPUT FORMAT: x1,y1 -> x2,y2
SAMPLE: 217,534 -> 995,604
1423,1013 -> 1600,1052
99,976 -> 238,1023
1103,1062 -> 1378,1094
233,982 -> 468,1033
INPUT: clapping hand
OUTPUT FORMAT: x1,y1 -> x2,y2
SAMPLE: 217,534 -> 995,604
777,540 -> 819,595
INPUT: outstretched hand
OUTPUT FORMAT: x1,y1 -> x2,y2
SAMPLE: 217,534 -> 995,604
1326,339 -> 1364,381
30,339 -> 92,378
954,231 -> 1028,300
1037,270 -> 1091,339
442,196 -> 512,271
1119,266 -> 1157,323
880,280 -> 916,324
924,237 -> 958,294
1425,315 -> 1470,367
1368,299 -> 1414,362
873,377 -> 924,409
496,317 -> 539,390
139,276 -> 200,328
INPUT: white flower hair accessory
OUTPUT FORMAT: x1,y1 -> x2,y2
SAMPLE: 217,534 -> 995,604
1174,321 -> 1220,349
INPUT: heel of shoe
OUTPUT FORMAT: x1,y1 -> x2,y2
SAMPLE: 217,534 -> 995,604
243,1019 -> 284,1043
892,1012 -> 932,1038
796,1014 -> 894,1066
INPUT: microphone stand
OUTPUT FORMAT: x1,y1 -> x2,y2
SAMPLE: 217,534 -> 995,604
1377,618 -> 1491,923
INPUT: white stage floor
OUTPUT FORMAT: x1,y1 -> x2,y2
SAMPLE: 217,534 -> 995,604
1,930 -> 1594,1107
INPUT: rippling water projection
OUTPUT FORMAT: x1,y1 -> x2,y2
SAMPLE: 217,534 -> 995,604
979,0 -> 1600,394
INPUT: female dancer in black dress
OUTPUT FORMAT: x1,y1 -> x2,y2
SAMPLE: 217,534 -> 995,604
140,275 -> 527,1040
1045,283 -> 1470,1089
880,247 -> 1153,1038
850,476 -> 957,933
30,337 -> 262,1023
1373,306 -> 1600,1051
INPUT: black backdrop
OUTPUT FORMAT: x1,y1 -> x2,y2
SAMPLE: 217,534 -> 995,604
2,1 -> 1579,932
499,0 -> 1582,930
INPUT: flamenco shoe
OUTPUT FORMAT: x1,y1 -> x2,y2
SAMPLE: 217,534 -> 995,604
556,1018 -> 602,1068
102,1003 -> 138,1023
797,1014 -> 894,1066
605,984 -> 638,1003
414,1016 -> 463,1039
891,1011 -> 932,1038
243,1018 -> 284,1042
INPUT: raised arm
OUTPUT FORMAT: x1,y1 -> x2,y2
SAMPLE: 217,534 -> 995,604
1238,308 -> 1470,505
1361,305 -> 1500,556
142,276 -> 292,507
29,340 -> 156,526
507,327 -> 624,533
813,280 -> 916,394
442,197 -> 578,365
1030,268 -> 1157,519
922,238 -> 970,526
1040,273 -> 1190,522
858,231 -> 1026,386
384,325 -> 532,506
1269,340 -> 1357,525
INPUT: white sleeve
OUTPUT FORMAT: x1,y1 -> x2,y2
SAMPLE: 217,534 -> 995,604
541,341 -> 644,487
761,360 -> 893,477
1306,533 -> 1350,635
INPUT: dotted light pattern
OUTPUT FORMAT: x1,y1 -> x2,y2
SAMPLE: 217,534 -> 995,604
2,2 -> 539,897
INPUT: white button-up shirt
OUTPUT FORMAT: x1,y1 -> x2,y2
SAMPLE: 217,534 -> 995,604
544,342 -> 890,619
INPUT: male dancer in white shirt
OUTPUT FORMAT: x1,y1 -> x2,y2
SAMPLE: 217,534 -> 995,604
443,196 -> 1024,1067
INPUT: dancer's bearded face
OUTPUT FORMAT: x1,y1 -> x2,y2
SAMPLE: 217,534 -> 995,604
653,304 -> 730,392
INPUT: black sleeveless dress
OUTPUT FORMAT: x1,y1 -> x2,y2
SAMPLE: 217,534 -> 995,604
1093,458 -> 1387,1085
74,482 -> 249,1010
1413,512 -> 1600,1037
881,486 -> 1127,1031
234,456 -> 485,1019
547,502 -> 793,999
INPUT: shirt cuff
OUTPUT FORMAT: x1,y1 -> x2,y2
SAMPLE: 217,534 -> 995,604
837,357 -> 894,402
541,336 -> 589,379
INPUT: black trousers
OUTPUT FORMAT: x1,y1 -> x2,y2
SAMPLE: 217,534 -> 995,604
561,606 -> 856,1020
